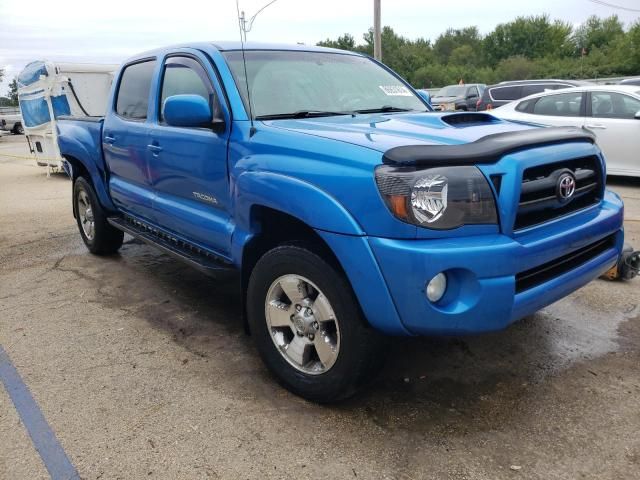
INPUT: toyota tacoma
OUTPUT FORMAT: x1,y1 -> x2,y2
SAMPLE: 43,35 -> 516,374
56,43 -> 624,402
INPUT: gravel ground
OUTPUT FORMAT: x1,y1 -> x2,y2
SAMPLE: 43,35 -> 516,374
1,134 -> 639,480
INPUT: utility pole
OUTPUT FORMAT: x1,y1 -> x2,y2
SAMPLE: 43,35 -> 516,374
373,0 -> 382,61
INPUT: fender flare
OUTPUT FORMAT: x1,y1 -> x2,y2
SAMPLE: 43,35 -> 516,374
58,131 -> 116,212
233,170 -> 364,236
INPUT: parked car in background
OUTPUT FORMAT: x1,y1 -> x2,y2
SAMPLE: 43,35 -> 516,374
477,79 -> 590,111
0,107 -> 23,134
430,83 -> 485,111
619,77 -> 640,86
491,85 -> 640,177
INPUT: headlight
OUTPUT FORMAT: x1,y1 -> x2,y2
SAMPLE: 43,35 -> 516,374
375,165 -> 498,230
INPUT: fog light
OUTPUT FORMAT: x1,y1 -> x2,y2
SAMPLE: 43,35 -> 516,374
426,273 -> 447,303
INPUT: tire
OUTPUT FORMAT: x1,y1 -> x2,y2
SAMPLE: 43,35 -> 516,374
73,176 -> 123,255
247,245 -> 386,403
13,123 -> 24,135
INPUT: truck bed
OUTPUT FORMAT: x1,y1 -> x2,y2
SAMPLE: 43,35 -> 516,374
56,116 -> 107,177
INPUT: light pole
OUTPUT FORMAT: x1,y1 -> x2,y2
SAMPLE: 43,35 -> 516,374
373,0 -> 382,61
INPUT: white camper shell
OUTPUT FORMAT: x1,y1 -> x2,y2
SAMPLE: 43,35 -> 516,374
17,61 -> 117,171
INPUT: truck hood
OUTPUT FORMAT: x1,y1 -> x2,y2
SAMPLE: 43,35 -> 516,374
264,112 -> 533,154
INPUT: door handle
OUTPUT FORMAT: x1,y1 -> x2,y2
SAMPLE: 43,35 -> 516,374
147,144 -> 163,154
585,124 -> 607,130
104,135 -> 116,144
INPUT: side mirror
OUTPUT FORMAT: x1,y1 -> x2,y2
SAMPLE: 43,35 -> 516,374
417,90 -> 431,105
164,94 -> 214,128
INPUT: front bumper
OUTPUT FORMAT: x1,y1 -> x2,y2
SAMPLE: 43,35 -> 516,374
368,190 -> 624,335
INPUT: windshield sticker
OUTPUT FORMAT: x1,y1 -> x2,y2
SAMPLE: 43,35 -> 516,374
379,85 -> 412,96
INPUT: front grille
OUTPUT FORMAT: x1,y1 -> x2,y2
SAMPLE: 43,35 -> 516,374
514,156 -> 602,230
515,234 -> 615,293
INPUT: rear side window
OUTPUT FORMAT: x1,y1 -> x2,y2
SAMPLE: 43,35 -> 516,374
490,86 -> 521,101
116,60 -> 156,120
521,84 -> 559,97
516,98 -> 537,112
532,92 -> 583,117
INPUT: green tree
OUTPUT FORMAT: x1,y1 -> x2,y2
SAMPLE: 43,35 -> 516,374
449,45 -> 476,66
574,15 -> 624,53
8,78 -> 18,106
317,33 -> 357,52
483,15 -> 573,65
317,15 -> 639,89
433,27 -> 482,64
360,26 -> 433,79
495,56 -> 537,80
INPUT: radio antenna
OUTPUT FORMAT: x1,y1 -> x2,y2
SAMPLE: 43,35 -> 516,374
236,0 -> 256,135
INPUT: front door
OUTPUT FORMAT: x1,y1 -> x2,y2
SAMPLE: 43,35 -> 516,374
147,52 -> 232,257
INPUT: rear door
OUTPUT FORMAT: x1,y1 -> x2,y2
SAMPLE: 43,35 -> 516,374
103,59 -> 157,221
148,51 -> 232,256
585,90 -> 640,175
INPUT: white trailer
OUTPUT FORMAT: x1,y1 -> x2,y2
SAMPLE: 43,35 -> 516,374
17,61 -> 117,172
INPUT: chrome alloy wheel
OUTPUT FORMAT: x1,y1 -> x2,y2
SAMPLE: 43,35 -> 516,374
77,190 -> 95,241
265,274 -> 340,375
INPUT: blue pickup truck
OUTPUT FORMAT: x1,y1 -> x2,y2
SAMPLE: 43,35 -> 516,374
57,42 -> 624,402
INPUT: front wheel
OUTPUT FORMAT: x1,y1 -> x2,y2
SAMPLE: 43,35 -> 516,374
247,245 -> 385,402
73,176 -> 123,255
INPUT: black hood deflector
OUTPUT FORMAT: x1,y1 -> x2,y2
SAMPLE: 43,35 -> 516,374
382,127 -> 596,167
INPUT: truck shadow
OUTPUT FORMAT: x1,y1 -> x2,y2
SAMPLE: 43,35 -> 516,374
88,239 -> 632,435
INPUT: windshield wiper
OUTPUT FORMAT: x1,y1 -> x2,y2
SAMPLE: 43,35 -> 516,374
353,106 -> 415,114
255,110 -> 354,120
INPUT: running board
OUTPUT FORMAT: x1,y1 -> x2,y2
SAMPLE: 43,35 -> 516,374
108,216 -> 237,278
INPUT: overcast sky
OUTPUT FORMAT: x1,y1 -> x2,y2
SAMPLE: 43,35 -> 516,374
1,0 -> 639,95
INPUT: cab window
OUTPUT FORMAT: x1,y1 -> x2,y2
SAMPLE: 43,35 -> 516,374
116,60 -> 157,120
532,92 -> 583,117
159,56 -> 215,123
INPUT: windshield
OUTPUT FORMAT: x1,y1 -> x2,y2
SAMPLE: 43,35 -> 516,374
222,50 -> 427,119
435,86 -> 466,97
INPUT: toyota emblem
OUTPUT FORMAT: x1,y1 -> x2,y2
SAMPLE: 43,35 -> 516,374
557,172 -> 576,202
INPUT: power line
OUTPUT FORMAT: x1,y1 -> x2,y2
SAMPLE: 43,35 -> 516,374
586,0 -> 640,13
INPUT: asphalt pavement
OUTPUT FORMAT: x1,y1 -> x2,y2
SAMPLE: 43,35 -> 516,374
1,134 -> 639,480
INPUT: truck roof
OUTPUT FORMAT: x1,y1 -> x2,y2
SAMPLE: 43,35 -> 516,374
210,41 -> 358,54
126,42 -> 361,63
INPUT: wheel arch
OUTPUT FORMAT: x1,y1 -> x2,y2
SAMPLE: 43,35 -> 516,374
63,151 -> 116,216
238,205 -> 352,334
